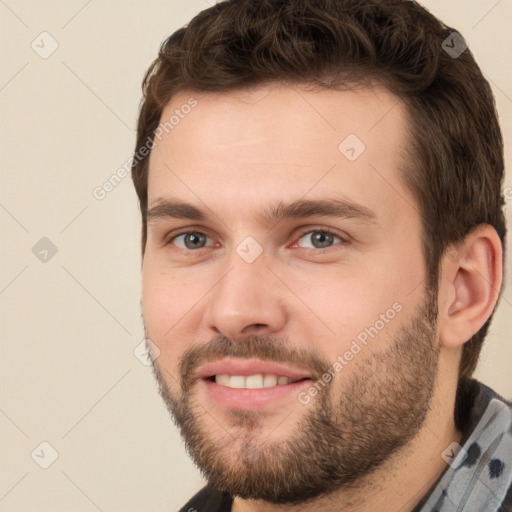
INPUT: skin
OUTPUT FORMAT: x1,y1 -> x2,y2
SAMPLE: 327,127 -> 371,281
141,83 -> 502,511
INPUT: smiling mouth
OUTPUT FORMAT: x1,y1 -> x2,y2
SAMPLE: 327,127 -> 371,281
205,374 -> 310,389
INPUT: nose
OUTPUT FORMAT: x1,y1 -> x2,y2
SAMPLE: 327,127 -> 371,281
202,249 -> 288,341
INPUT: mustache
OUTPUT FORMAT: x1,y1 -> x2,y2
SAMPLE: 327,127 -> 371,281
179,335 -> 332,391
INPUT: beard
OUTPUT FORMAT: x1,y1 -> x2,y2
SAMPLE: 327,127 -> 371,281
146,287 -> 439,505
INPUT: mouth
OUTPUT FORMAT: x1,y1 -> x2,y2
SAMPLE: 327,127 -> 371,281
206,373 -> 309,389
196,358 -> 315,410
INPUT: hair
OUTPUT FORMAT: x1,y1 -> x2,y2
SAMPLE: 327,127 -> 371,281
131,0 -> 506,389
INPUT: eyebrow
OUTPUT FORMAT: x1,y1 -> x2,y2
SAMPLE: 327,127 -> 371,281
147,197 -> 379,227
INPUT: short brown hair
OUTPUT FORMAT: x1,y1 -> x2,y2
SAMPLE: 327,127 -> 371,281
131,0 -> 506,384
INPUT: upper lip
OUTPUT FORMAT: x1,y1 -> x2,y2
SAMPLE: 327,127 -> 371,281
196,358 -> 313,381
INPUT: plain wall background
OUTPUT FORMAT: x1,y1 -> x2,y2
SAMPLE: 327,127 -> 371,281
1,1 -> 511,510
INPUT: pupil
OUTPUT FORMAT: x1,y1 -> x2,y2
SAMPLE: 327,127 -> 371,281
186,233 -> 204,249
314,232 -> 332,248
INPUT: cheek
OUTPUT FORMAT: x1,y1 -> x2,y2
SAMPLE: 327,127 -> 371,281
304,282 -> 384,344
288,261 -> 392,314
290,263 -> 408,354
141,258 -> 195,349
141,273 -> 190,382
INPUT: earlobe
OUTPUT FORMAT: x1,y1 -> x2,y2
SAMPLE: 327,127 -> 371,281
438,224 -> 503,349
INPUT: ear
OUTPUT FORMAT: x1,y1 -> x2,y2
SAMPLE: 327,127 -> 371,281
438,224 -> 503,348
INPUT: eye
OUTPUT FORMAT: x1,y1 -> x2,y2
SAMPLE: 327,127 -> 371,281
293,228 -> 346,250
165,228 -> 348,252
169,231 -> 214,250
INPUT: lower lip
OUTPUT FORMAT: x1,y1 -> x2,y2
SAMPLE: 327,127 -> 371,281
201,379 -> 312,410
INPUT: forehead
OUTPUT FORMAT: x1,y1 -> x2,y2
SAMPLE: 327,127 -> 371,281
147,83 -> 417,227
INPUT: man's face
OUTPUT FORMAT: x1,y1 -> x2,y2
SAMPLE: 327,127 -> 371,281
141,84 -> 440,503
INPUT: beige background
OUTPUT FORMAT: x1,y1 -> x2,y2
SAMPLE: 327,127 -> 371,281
0,1 -> 511,511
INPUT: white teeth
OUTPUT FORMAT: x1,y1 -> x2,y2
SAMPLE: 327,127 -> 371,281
263,374 -> 278,387
229,376 -> 245,389
214,374 -> 297,389
245,374 -> 264,389
215,374 -> 230,387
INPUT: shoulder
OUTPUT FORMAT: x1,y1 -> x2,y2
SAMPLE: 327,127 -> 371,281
178,484 -> 233,512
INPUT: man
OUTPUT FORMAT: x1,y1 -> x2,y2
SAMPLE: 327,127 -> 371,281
131,0 -> 512,510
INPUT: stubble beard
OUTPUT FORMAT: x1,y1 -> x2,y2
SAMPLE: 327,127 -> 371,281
147,289 -> 439,505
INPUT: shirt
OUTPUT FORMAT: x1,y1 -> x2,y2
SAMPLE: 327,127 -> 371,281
178,378 -> 512,512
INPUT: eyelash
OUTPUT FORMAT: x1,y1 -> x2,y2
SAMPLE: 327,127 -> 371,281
164,227 -> 349,253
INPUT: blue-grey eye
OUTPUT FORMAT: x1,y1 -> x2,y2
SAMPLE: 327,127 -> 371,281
173,232 -> 211,250
297,230 -> 341,249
